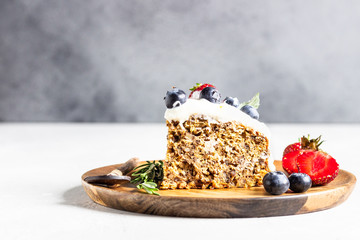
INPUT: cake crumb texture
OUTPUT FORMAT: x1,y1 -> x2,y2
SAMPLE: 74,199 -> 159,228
160,115 -> 271,189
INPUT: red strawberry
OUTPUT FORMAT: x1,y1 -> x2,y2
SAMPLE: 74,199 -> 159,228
282,135 -> 325,176
282,150 -> 302,175
297,151 -> 339,185
189,83 -> 215,98
282,150 -> 312,175
283,142 -> 301,156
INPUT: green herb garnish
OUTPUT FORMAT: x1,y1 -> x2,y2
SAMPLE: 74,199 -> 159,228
131,160 -> 164,195
189,83 -> 202,91
239,93 -> 260,109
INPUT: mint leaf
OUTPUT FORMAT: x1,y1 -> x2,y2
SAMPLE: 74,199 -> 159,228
239,93 -> 260,109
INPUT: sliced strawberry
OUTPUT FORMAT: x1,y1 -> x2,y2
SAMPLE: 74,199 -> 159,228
297,151 -> 339,186
283,142 -> 301,156
189,83 -> 215,99
282,150 -> 304,175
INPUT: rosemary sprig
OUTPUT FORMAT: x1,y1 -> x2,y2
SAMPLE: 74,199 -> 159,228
131,160 -> 163,195
137,182 -> 159,196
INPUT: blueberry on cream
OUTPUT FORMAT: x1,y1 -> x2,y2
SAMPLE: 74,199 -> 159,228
164,88 -> 187,109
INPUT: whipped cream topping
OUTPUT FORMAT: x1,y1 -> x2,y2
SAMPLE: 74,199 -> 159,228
164,99 -> 271,138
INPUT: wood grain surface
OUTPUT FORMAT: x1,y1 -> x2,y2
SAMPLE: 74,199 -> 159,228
81,161 -> 356,218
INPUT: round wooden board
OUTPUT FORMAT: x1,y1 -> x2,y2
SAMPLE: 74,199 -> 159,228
81,161 -> 356,218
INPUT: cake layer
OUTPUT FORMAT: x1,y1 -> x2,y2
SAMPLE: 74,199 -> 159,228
160,115 -> 271,190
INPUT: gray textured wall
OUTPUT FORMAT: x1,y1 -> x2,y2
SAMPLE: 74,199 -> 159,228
1,0 -> 360,123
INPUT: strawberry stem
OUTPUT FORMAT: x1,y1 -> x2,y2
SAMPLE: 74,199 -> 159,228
301,135 -> 323,151
189,83 -> 202,91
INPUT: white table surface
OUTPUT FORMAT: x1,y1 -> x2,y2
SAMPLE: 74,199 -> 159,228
1,123 -> 358,240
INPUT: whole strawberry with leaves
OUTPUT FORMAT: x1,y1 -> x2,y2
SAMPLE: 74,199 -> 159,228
282,135 -> 339,186
189,83 -> 216,99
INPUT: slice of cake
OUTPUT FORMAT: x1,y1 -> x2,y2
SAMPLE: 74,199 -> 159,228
160,84 -> 273,190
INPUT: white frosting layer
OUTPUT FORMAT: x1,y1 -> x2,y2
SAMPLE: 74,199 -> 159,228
164,99 -> 271,138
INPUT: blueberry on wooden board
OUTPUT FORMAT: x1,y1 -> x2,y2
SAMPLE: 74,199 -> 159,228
263,171 -> 290,195
289,173 -> 312,193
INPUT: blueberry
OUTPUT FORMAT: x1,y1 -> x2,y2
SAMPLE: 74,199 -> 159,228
164,88 -> 187,109
289,173 -> 312,193
223,97 -> 240,108
263,171 -> 290,195
199,87 -> 221,103
240,105 -> 259,120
